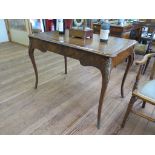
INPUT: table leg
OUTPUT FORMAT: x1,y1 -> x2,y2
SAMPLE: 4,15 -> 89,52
121,53 -> 134,98
97,60 -> 112,129
79,56 -> 112,129
64,56 -> 67,74
28,45 -> 38,89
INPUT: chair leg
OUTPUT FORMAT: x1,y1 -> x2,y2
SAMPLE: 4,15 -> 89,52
64,56 -> 67,74
121,96 -> 136,128
142,101 -> 146,108
142,57 -> 151,75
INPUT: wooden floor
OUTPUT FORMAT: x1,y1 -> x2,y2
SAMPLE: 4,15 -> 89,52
0,42 -> 155,135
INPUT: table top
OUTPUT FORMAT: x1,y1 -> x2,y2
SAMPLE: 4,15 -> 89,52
29,30 -> 137,58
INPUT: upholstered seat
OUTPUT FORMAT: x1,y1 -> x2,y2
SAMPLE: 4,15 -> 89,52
134,44 -> 148,55
135,80 -> 155,101
133,80 -> 155,101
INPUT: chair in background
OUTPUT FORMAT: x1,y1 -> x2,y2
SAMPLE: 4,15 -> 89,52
121,53 -> 155,128
141,29 -> 155,74
130,26 -> 155,74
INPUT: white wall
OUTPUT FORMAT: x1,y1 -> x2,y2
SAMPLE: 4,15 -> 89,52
0,19 -> 9,43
